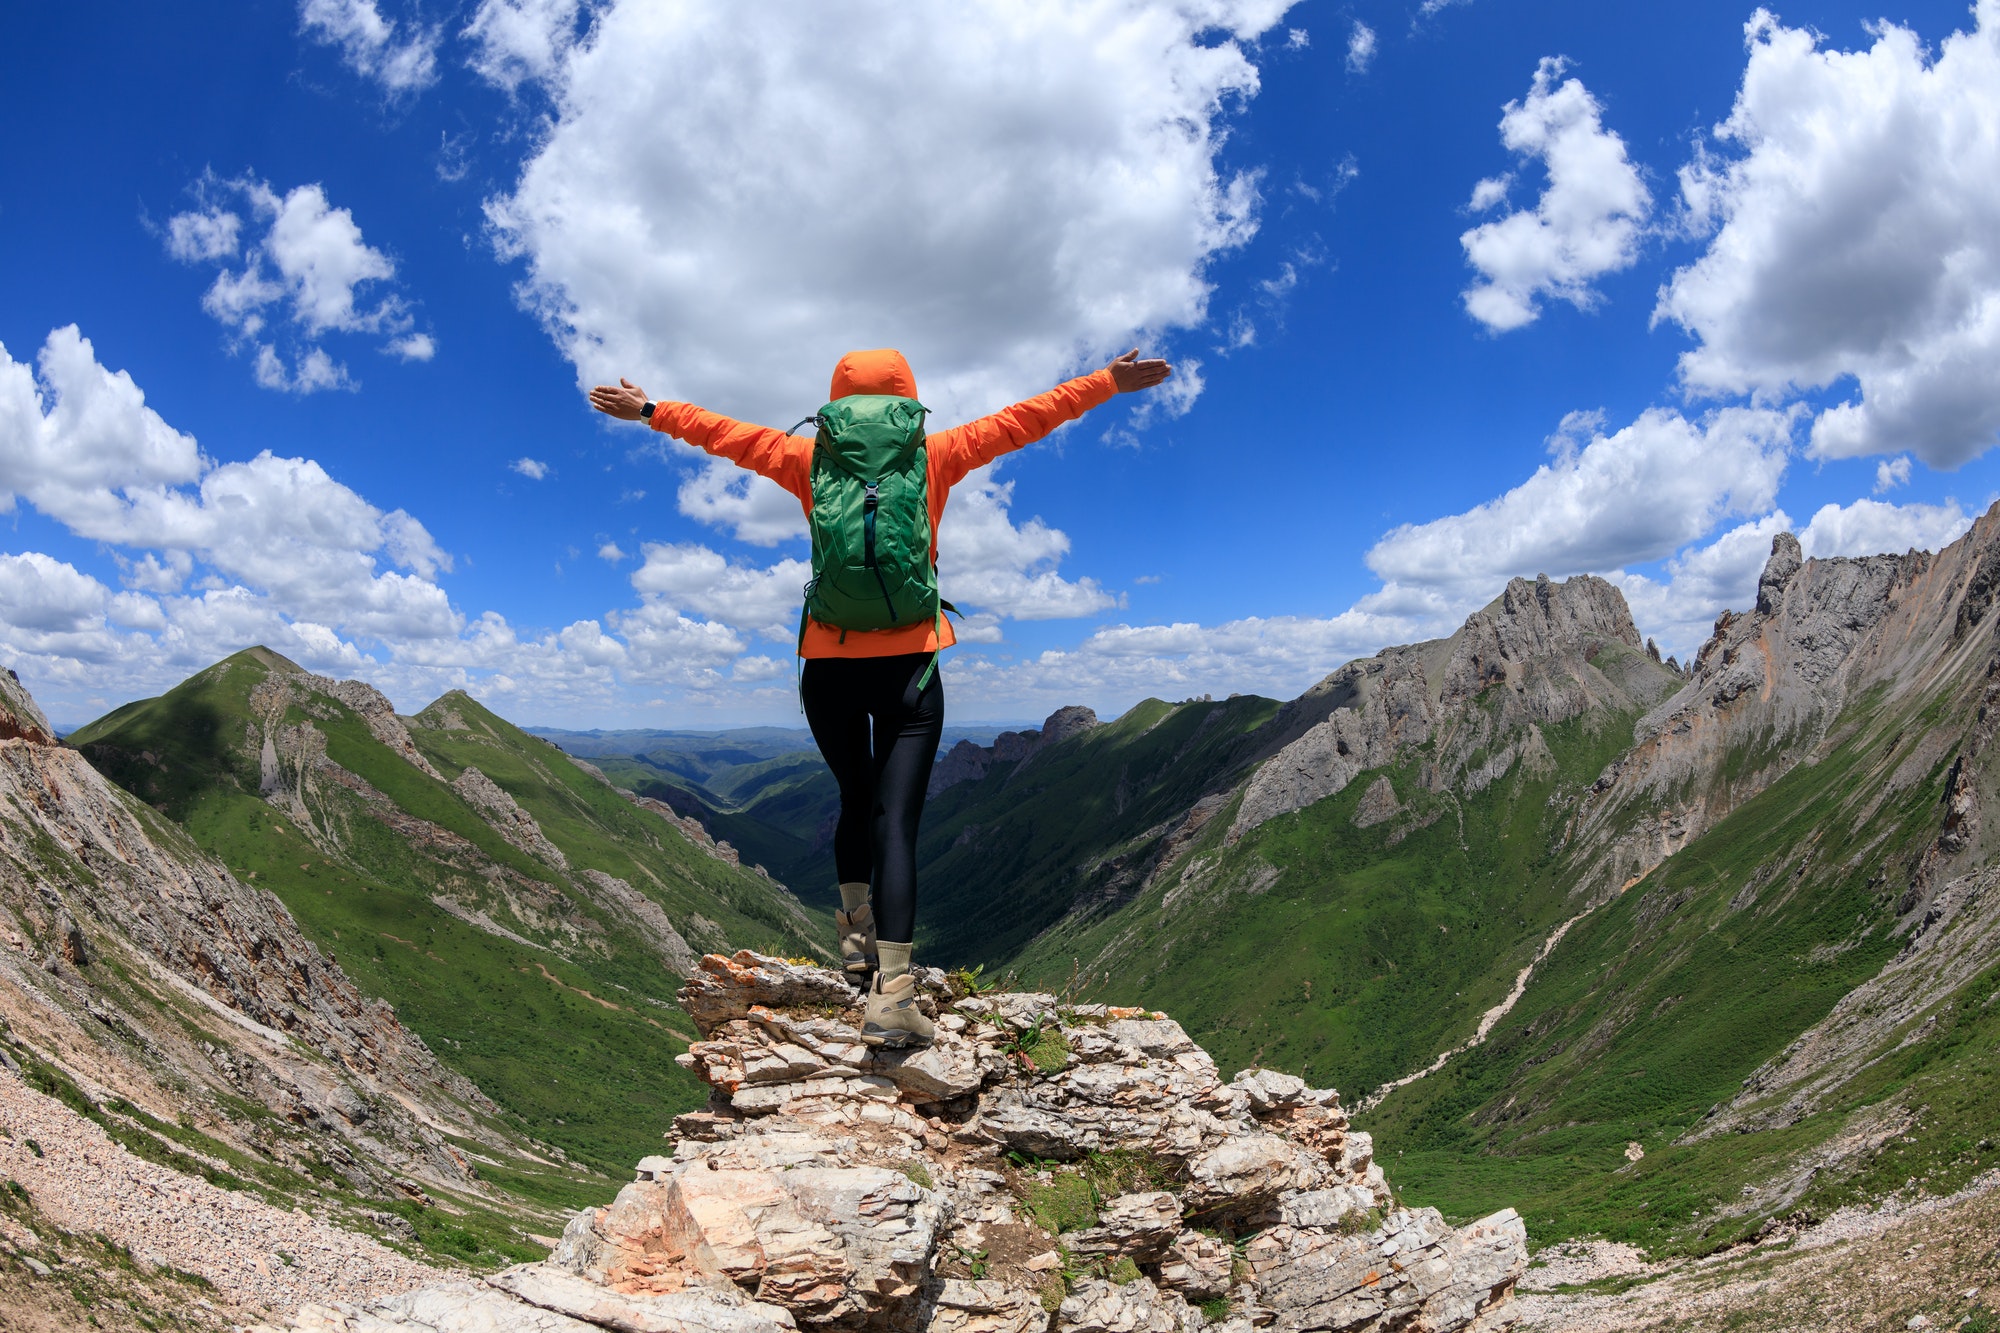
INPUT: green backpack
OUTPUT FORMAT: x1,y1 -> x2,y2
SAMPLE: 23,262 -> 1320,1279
794,394 -> 944,637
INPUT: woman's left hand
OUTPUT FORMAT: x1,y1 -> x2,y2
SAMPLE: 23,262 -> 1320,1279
589,377 -> 652,419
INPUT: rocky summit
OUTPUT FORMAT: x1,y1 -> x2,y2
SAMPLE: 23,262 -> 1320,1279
267,950 -> 1526,1333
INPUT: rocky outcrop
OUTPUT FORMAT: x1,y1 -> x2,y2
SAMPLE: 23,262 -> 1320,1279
454,765 -> 571,870
1232,574 -> 1679,838
1572,503 -> 2000,903
0,667 -> 499,1197
278,950 -> 1525,1332
930,708 -> 1102,797
0,666 -> 56,744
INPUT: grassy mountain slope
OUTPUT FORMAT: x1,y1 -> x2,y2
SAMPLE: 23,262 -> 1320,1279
72,649 -> 823,1178
1010,704 -> 1645,1098
915,693 -> 1284,965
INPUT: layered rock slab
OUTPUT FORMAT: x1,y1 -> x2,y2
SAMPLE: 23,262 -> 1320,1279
269,950 -> 1525,1332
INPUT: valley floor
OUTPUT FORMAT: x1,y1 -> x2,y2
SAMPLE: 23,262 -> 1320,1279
0,1070 -> 446,1329
1518,1170 -> 2000,1332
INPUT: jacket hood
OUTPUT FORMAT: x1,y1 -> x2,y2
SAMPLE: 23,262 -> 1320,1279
829,349 -> 918,401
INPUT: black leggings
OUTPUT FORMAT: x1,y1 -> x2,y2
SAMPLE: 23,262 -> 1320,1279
800,653 -> 944,945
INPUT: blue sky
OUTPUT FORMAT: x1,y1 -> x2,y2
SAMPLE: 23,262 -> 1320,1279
3,0 -> 1996,728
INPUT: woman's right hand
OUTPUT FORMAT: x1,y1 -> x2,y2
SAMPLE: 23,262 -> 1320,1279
588,377 -> 652,419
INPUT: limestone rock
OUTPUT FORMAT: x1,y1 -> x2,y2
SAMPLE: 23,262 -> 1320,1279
1155,1229 -> 1234,1302
453,765 -> 569,870
925,1279 -> 1048,1333
1064,1191 -> 1183,1262
0,667 -> 55,744
680,952 -> 861,1035
1057,1275 -> 1201,1332
275,948 -> 1525,1333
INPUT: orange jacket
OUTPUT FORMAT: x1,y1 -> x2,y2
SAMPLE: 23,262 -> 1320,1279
648,350 -> 1118,658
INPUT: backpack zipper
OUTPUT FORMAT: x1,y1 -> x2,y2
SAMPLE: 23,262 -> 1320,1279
862,482 -> 900,622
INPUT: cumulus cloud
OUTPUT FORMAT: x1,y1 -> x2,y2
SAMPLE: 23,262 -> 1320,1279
675,457 -> 809,547
1346,21 -> 1376,74
1613,497 -> 1975,657
0,328 -> 457,646
1365,405 -> 1794,600
486,0 -> 1292,430
936,469 -> 1118,620
1875,456 -> 1912,493
165,175 -> 431,393
1461,58 -> 1651,332
464,0 -> 587,90
299,0 -> 439,94
630,543 -> 809,639
1658,5 -> 2000,469
510,457 -> 550,480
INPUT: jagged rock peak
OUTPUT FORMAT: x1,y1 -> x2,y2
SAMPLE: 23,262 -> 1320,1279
0,666 -> 56,745
930,704 -> 1102,796
271,950 -> 1526,1333
1757,531 -> 1804,615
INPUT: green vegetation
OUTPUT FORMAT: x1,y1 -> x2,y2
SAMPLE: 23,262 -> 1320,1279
69,649 -> 822,1175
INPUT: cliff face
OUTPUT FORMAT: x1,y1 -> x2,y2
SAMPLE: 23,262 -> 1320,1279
1572,505 -> 2000,904
268,951 -> 1527,1333
0,669 -> 499,1197
1232,574 -> 1682,838
66,649 -> 827,1173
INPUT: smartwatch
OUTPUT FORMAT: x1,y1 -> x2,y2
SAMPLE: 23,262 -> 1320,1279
640,401 -> 657,420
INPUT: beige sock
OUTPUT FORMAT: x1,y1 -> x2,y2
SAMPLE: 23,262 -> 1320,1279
876,940 -> 912,982
838,882 -> 871,914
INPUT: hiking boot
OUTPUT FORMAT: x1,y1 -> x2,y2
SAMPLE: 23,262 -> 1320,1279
836,902 -> 877,981
861,971 -> 934,1049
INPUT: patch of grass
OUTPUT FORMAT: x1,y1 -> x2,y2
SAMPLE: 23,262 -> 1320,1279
1010,1021 -> 1072,1074
1019,1171 -> 1098,1235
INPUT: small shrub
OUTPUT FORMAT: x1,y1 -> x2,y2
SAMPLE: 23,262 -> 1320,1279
1011,1021 -> 1072,1074
898,1160 -> 934,1190
1106,1256 -> 1143,1286
1201,1297 -> 1234,1322
1038,1275 -> 1067,1313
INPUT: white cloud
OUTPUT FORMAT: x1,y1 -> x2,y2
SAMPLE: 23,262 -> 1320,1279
596,542 -> 625,562
1614,497 -> 1975,658
0,553 -> 111,634
465,0 -> 586,91
1658,4 -> 2000,469
0,328 -> 456,644
1365,405 -> 1794,600
1460,58 -> 1651,332
299,0 -> 439,94
1346,21 -> 1376,73
486,0 -> 1292,430
510,457 -> 550,480
255,344 -> 355,394
165,208 -> 241,263
937,468 -> 1118,620
675,457 -> 809,547
387,332 -> 436,362
1287,27 -> 1309,50
167,176 -> 429,393
1798,496 -> 1973,561
1875,456 -> 1912,493
630,543 -> 810,639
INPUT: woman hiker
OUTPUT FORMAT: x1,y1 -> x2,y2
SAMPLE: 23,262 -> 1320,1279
590,348 -> 1173,1047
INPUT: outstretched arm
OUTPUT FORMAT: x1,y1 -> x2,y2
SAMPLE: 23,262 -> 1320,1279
929,349 -> 1174,488
587,377 -> 811,499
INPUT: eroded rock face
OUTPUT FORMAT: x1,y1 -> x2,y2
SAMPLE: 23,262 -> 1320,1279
1231,573 -> 1678,839
280,949 -> 1525,1333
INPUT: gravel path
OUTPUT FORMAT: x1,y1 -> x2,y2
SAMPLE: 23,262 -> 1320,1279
0,1068 -> 444,1319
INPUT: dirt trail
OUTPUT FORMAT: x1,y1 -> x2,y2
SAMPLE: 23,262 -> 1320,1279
1357,910 -> 1588,1113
